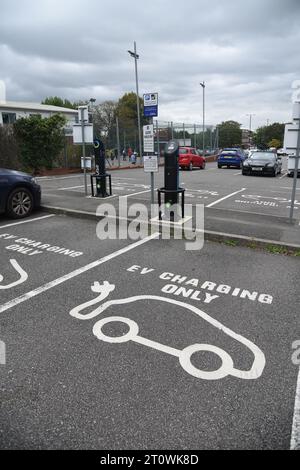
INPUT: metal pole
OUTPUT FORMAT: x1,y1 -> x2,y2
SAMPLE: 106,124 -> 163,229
81,107 -> 87,196
134,41 -> 143,165
289,112 -> 300,222
247,114 -> 255,146
203,83 -> 205,155
116,116 -> 121,168
156,120 -> 160,164
200,82 -> 206,155
183,123 -> 185,146
150,117 -> 155,205
194,124 -> 197,148
171,121 -> 174,139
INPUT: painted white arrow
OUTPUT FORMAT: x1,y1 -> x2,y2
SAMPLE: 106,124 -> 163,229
0,259 -> 28,290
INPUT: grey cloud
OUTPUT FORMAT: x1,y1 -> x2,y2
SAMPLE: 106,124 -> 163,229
0,0 -> 299,128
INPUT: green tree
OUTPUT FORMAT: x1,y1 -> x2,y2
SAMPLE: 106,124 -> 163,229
0,125 -> 20,169
42,96 -> 77,109
93,100 -> 117,148
116,92 -> 148,150
253,123 -> 285,149
218,121 -> 242,148
14,114 -> 66,172
268,138 -> 281,149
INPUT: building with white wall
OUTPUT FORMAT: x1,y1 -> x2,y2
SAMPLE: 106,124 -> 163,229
0,100 -> 78,135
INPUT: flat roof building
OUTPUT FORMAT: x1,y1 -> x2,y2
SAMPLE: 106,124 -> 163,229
0,100 -> 78,135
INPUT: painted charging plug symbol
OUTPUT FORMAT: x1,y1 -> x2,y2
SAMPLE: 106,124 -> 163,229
0,259 -> 28,290
70,281 -> 266,381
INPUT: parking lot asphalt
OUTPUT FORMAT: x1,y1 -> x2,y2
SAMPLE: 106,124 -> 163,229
39,159 -> 300,247
0,213 -> 299,449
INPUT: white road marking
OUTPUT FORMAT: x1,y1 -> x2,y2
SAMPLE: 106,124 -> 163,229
124,189 -> 152,198
0,214 -> 55,229
280,187 -> 300,191
279,172 -> 287,179
114,177 -> 137,180
206,188 -> 246,208
0,259 -> 28,290
291,368 -> 300,450
70,283 -> 266,381
58,185 -> 84,191
0,233 -> 159,314
234,172 -> 242,176
37,175 -> 82,181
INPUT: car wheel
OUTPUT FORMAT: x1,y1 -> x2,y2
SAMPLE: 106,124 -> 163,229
189,162 -> 193,171
218,164 -> 222,169
272,169 -> 276,177
201,162 -> 206,170
7,187 -> 33,219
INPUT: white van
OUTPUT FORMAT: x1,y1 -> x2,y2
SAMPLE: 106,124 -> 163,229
287,154 -> 300,177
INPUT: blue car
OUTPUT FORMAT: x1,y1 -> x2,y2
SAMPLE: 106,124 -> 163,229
218,148 -> 246,169
0,168 -> 41,219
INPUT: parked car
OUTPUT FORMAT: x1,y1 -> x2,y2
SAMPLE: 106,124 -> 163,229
217,148 -> 246,169
0,168 -> 41,219
242,152 -> 282,177
179,147 -> 206,170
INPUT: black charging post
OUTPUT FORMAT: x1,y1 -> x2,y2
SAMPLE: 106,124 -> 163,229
91,139 -> 112,198
157,140 -> 185,221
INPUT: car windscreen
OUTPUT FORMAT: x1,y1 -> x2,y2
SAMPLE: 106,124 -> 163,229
220,151 -> 237,155
250,153 -> 275,160
179,149 -> 189,155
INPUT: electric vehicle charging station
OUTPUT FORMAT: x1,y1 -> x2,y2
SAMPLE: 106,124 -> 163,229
158,140 -> 185,221
91,139 -> 112,198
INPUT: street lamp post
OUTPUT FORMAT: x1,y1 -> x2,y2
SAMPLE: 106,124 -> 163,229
200,82 -> 205,156
128,42 -> 143,164
246,113 -> 256,147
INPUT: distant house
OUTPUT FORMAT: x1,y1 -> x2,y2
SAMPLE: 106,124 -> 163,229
0,100 -> 78,136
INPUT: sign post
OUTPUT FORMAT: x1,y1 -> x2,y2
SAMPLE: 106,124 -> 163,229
73,106 -> 93,197
289,117 -> 300,222
143,94 -> 158,205
284,101 -> 300,222
143,123 -> 156,204
143,93 -> 158,118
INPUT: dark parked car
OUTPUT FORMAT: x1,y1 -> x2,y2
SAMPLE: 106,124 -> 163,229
0,168 -> 41,219
242,152 -> 282,177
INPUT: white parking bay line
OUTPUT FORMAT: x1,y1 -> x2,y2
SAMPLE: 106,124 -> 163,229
206,188 -> 246,208
234,172 -> 242,176
0,233 -> 160,314
279,172 -> 287,179
291,368 -> 300,450
0,214 -> 55,230
58,185 -> 84,191
125,189 -> 152,198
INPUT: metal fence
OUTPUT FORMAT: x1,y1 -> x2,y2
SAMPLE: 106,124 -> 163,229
109,120 -> 219,157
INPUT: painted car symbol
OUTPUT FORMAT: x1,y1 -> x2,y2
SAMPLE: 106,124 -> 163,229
0,259 -> 28,290
70,281 -> 266,381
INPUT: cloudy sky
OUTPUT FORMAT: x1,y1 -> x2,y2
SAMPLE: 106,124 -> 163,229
0,0 -> 299,129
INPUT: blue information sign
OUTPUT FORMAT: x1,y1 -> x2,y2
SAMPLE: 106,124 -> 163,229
144,105 -> 158,117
